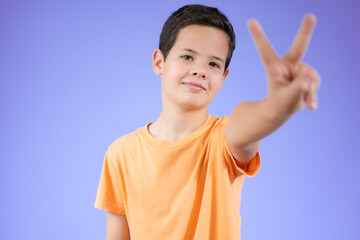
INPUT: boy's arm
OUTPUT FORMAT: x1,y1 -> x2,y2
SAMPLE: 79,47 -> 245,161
106,211 -> 131,240
226,14 -> 320,163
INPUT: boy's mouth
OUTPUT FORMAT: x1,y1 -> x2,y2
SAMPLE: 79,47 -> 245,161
182,82 -> 206,92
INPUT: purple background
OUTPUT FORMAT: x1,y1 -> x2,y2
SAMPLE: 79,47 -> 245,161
1,0 -> 359,239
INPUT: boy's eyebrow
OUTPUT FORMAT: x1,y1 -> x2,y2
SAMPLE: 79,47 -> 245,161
183,48 -> 225,64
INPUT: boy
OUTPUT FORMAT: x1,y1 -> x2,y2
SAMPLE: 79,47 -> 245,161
95,4 -> 320,240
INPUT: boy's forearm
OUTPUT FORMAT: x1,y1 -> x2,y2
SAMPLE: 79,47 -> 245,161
226,99 -> 292,150
227,14 -> 320,155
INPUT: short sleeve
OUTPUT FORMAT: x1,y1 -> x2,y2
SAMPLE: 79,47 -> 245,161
217,121 -> 261,177
94,148 -> 126,215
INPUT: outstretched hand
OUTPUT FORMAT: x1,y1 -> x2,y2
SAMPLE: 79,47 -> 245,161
248,14 -> 320,115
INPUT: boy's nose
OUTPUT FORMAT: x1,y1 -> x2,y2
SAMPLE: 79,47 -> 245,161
190,69 -> 206,79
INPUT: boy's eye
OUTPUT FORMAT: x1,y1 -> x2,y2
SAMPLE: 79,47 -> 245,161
209,62 -> 220,68
181,55 -> 193,61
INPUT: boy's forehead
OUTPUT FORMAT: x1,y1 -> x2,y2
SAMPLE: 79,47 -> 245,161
173,25 -> 228,58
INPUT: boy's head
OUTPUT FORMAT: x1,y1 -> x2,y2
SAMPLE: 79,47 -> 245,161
159,4 -> 236,72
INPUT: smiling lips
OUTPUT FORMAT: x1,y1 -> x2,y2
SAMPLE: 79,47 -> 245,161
182,82 -> 206,92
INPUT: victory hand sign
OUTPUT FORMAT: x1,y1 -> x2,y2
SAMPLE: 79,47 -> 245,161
226,15 -> 321,163
248,14 -> 320,115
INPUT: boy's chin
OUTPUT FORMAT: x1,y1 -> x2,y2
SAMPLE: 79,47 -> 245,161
176,99 -> 211,111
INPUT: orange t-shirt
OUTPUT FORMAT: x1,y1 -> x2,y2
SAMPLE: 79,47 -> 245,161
95,115 -> 260,240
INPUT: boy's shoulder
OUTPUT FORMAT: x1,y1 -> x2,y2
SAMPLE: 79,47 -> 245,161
107,125 -> 145,153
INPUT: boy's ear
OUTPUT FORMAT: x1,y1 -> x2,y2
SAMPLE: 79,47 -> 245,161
152,49 -> 164,76
221,68 -> 230,87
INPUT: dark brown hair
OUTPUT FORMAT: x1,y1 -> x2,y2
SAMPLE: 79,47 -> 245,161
159,4 -> 236,72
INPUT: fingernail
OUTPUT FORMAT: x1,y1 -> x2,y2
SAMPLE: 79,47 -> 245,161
312,101 -> 317,110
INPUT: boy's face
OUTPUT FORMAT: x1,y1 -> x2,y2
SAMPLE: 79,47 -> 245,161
153,24 -> 230,111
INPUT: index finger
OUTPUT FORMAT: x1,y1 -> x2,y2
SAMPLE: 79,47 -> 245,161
285,14 -> 317,63
248,19 -> 279,66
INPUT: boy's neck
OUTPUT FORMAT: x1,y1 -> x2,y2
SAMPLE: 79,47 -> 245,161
148,107 -> 209,142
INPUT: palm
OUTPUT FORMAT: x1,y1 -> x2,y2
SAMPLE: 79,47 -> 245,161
248,14 -> 320,112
